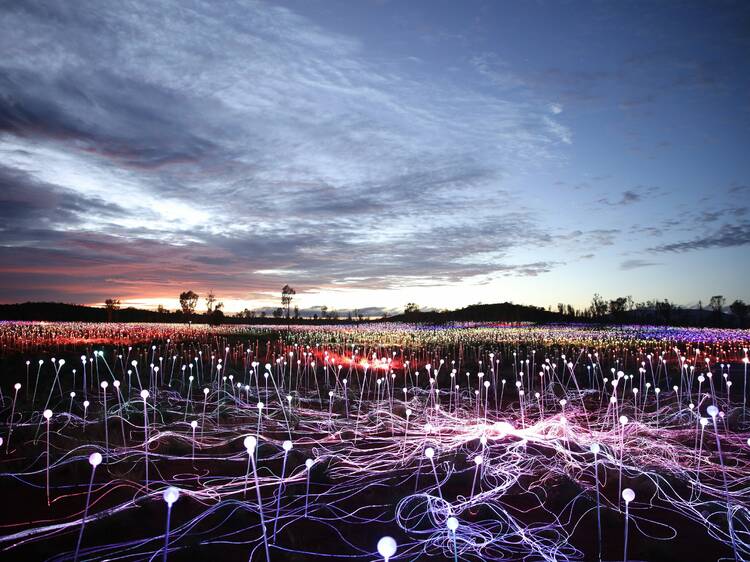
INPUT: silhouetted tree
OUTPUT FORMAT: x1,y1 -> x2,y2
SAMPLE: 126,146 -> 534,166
281,285 -> 296,320
273,307 -> 283,319
104,298 -> 120,322
710,295 -> 725,325
179,291 -> 199,318
157,304 -> 167,314
206,291 -> 217,314
608,297 -> 627,320
730,299 -> 749,327
655,300 -> 674,324
320,306 -> 328,320
590,294 -> 608,319
293,305 -> 300,319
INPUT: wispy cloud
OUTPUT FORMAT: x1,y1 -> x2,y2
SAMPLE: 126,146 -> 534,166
0,0 -> 571,306
651,221 -> 750,253
620,259 -> 659,271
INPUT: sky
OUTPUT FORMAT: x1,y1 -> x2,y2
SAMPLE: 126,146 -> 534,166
1,0 -> 749,315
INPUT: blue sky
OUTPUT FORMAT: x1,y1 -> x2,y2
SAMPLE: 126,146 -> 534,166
0,0 -> 748,314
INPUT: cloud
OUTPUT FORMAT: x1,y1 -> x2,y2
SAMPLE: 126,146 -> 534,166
598,186 -> 660,207
0,0 -> 576,306
620,259 -> 660,271
651,221 -> 750,253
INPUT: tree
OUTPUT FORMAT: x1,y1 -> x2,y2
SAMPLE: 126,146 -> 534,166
710,295 -> 725,313
281,285 -> 296,319
608,297 -> 628,320
557,303 -> 565,315
655,300 -> 674,324
179,291 -> 199,317
710,295 -> 725,325
208,304 -> 225,325
206,291 -> 217,314
320,306 -> 328,320
157,304 -> 167,314
104,298 -> 120,322
590,294 -> 608,319
566,304 -> 575,317
730,299 -> 749,327
293,306 -> 300,319
404,303 -> 420,315
273,307 -> 283,319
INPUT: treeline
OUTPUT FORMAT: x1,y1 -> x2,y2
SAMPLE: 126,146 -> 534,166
391,295 -> 749,328
0,293 -> 747,328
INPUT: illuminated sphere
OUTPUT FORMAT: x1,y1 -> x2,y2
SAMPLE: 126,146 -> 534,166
305,458 -> 314,469
377,536 -> 397,559
446,516 -> 459,531
43,409 -> 52,420
140,389 -> 149,399
707,405 -> 719,418
83,400 -> 90,408
590,443 -> 600,454
14,383 -> 21,390
474,455 -> 483,465
622,488 -> 635,503
101,381 -> 108,389
282,440 -> 293,452
191,420 -> 198,429
425,447 -> 435,459
243,435 -> 257,452
163,486 -> 180,506
619,415 -> 628,425
89,452 -> 102,466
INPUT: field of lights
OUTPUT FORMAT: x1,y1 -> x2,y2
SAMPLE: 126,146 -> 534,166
1,321 -> 749,562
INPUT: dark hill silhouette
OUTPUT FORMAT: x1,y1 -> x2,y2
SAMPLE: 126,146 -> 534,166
0,300 -> 743,328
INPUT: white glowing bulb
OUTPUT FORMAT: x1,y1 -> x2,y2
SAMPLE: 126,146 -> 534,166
163,486 -> 180,506
377,536 -> 397,560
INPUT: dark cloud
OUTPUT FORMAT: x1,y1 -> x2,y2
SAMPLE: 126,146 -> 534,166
598,186 -> 660,207
620,259 -> 659,271
651,222 -> 750,253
